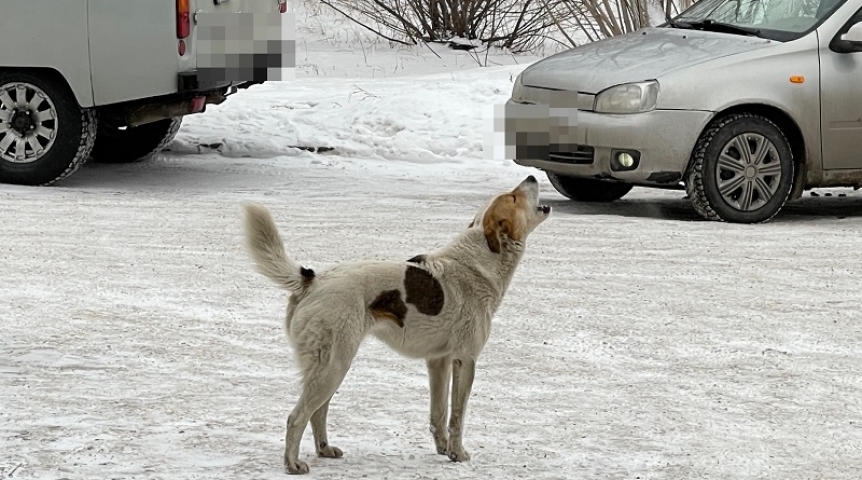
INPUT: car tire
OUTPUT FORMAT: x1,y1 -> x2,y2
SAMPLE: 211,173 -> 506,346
0,72 -> 97,186
546,172 -> 633,202
685,113 -> 794,223
90,117 -> 183,164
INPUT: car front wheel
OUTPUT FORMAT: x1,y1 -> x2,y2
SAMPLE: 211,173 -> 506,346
685,113 -> 794,223
546,172 -> 633,202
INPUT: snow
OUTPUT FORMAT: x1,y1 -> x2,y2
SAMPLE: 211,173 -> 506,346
171,66 -> 525,171
3,1 -> 862,479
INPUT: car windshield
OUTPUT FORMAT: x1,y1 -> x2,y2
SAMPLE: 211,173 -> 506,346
669,0 -> 848,41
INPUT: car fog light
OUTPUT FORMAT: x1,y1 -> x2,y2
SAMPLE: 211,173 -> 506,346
610,149 -> 640,171
618,152 -> 635,168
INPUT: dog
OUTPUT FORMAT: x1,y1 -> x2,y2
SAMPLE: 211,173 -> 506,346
243,175 -> 551,474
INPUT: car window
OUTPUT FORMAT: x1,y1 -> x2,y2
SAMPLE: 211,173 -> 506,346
674,0 -> 849,41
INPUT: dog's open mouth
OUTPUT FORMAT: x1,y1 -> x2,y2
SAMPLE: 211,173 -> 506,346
538,205 -> 551,214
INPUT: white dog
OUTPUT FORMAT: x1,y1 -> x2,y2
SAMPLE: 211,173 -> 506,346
243,176 -> 551,474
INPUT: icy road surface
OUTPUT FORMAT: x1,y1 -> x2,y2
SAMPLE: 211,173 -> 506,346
3,155 -> 862,480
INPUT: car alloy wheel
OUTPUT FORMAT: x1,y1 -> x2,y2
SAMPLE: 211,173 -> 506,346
0,82 -> 59,164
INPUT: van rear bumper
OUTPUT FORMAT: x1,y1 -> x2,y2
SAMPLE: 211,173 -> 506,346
177,70 -> 262,93
99,73 -> 263,127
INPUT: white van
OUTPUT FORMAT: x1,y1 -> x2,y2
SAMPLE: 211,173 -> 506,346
0,0 -> 288,185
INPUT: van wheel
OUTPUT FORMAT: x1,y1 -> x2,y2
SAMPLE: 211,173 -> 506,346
546,172 -> 633,202
90,117 -> 183,164
0,72 -> 96,186
685,113 -> 794,223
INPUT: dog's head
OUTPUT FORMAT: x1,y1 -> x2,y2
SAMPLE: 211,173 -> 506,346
470,175 -> 551,254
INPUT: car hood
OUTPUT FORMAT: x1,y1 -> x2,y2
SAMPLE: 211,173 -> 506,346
520,27 -> 776,93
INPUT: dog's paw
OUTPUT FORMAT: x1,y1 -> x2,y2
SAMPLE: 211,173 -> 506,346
317,444 -> 343,459
447,449 -> 471,462
434,436 -> 449,455
285,459 -> 310,475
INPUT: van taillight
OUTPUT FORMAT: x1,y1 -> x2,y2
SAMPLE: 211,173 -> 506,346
278,0 -> 287,13
176,0 -> 191,38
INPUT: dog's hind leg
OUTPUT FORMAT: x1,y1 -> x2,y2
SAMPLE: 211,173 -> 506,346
426,356 -> 452,455
284,340 -> 357,475
446,357 -> 476,463
311,396 -> 343,458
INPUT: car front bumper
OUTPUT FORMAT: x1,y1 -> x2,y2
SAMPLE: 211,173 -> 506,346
506,99 -> 714,186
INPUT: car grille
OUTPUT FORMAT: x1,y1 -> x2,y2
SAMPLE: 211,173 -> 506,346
548,146 -> 595,165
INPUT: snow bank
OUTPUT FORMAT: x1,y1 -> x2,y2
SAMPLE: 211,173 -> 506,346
171,66 -> 529,171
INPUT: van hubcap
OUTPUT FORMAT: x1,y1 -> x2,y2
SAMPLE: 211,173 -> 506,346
715,133 -> 782,212
0,82 -> 59,164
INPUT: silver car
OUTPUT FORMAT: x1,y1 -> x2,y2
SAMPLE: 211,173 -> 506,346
506,0 -> 862,223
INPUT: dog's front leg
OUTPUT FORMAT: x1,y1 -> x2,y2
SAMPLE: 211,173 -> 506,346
426,356 -> 452,455
446,357 -> 476,462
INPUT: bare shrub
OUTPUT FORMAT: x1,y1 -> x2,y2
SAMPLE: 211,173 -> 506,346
320,0 -> 562,53
317,0 -> 702,54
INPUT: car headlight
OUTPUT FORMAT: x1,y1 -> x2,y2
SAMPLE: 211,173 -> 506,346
594,81 -> 659,114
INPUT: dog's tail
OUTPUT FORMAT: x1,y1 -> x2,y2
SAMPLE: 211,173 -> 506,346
243,203 -> 314,292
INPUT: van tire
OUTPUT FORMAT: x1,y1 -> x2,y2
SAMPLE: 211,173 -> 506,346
0,72 -> 97,186
90,117 -> 183,164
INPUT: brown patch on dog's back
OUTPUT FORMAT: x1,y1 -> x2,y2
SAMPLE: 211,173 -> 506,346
404,266 -> 444,316
369,290 -> 407,327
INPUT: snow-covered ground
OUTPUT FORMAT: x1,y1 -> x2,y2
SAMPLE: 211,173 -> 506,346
4,1 -> 862,479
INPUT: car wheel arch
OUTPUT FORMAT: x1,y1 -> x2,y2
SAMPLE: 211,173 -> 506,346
687,103 -> 808,201
0,67 -> 88,109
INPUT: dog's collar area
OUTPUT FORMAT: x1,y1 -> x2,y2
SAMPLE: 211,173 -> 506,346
503,238 -> 525,252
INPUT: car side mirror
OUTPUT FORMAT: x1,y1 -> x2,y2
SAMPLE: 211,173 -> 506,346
832,21 -> 862,53
841,22 -> 862,42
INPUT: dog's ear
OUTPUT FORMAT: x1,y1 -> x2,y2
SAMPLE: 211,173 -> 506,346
483,216 -> 504,254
